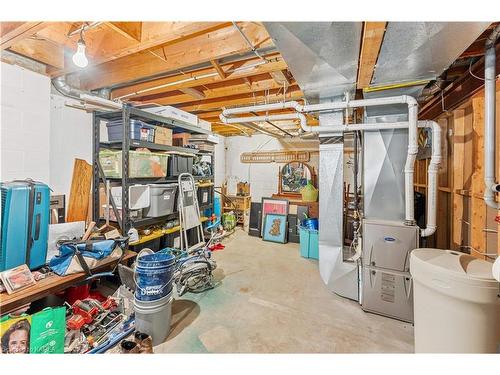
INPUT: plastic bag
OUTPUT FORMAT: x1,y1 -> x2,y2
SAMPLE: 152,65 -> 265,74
29,307 -> 66,354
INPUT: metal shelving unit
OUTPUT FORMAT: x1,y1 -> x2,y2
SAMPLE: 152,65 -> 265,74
92,104 -> 215,234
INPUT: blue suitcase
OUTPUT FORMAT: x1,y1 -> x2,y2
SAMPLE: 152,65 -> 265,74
0,180 -> 50,271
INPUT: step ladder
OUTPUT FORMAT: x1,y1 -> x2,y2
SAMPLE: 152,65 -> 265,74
177,173 -> 205,253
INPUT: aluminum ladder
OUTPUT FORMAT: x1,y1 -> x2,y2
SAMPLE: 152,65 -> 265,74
177,173 -> 205,253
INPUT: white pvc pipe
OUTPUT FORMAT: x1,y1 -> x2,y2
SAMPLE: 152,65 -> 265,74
418,120 -> 442,237
220,95 -> 419,224
220,104 -> 441,235
484,25 -> 500,209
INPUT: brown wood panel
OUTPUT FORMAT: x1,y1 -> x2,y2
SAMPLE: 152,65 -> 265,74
66,159 -> 93,223
452,109 -> 466,250
470,94 -> 487,258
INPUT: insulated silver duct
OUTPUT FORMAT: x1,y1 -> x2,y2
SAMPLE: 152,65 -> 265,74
52,76 -> 122,110
52,76 -> 86,100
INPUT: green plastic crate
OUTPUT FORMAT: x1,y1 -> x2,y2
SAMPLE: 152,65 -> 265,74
299,226 -> 319,259
99,150 -> 168,178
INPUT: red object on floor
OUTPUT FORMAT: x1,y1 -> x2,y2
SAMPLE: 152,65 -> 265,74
209,243 -> 225,251
63,284 -> 91,305
495,215 -> 500,224
88,290 -> 107,302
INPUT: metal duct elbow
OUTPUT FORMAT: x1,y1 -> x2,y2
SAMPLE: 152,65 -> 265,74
52,76 -> 122,110
52,76 -> 86,99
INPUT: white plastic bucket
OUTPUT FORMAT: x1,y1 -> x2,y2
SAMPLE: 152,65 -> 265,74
134,291 -> 173,346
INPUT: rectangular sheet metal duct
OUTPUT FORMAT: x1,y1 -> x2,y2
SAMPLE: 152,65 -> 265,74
263,22 -> 362,103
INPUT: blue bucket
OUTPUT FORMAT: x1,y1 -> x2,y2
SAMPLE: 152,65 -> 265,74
302,218 -> 319,230
137,252 -> 175,268
135,253 -> 176,301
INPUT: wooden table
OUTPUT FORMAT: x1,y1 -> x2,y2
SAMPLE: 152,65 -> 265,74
0,250 -> 136,314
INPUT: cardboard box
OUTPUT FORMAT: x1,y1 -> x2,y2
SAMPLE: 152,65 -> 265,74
144,105 -> 198,127
198,119 -> 212,131
237,182 -> 250,196
172,132 -> 191,147
154,126 -> 173,145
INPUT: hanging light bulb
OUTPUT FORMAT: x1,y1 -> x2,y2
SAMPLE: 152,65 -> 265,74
72,29 -> 88,68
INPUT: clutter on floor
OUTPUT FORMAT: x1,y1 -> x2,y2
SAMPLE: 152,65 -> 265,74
2,20 -> 500,358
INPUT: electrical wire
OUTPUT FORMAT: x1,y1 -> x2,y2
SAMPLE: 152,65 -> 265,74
468,60 -> 486,81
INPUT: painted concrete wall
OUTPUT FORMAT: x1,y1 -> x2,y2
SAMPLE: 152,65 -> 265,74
225,134 -> 319,202
1,62 -> 226,210
49,94 -> 93,198
0,62 -> 51,182
214,135 -> 226,188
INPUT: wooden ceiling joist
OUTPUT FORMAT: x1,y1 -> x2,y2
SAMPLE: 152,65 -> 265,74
177,84 -> 303,112
210,59 -> 226,79
132,76 -> 288,106
43,22 -> 230,77
110,57 -> 287,100
269,69 -> 291,86
179,87 -> 206,100
1,22 -> 49,50
78,22 -> 273,90
9,37 -> 64,69
357,22 -> 387,89
105,22 -> 142,42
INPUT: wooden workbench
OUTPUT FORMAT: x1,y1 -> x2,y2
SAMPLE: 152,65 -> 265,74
0,250 -> 136,314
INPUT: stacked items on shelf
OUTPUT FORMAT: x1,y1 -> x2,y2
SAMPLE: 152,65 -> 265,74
93,106 -> 215,235
188,133 -> 219,153
221,181 -> 251,231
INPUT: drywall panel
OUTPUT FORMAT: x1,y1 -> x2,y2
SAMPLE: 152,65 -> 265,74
0,62 -> 51,183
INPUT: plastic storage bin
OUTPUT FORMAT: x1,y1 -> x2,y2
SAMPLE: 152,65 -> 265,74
299,226 -> 319,259
110,185 -> 150,210
106,119 -> 155,143
101,205 -> 142,222
143,184 -> 178,218
99,150 -> 168,178
410,248 -> 500,353
197,184 -> 213,206
167,154 -> 194,177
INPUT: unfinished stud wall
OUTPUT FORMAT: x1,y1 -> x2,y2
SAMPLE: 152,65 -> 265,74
417,81 -> 500,258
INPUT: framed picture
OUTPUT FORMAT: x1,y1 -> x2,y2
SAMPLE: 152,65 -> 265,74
262,213 -> 288,244
261,197 -> 289,236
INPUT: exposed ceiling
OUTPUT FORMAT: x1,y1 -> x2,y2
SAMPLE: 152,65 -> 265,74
0,21 -> 495,137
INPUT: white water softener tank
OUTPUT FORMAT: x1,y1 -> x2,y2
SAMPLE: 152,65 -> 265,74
410,248 -> 500,353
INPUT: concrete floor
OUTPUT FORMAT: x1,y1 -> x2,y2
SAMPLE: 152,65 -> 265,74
153,229 -> 414,353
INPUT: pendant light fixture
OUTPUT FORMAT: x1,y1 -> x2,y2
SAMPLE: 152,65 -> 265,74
72,28 -> 88,68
